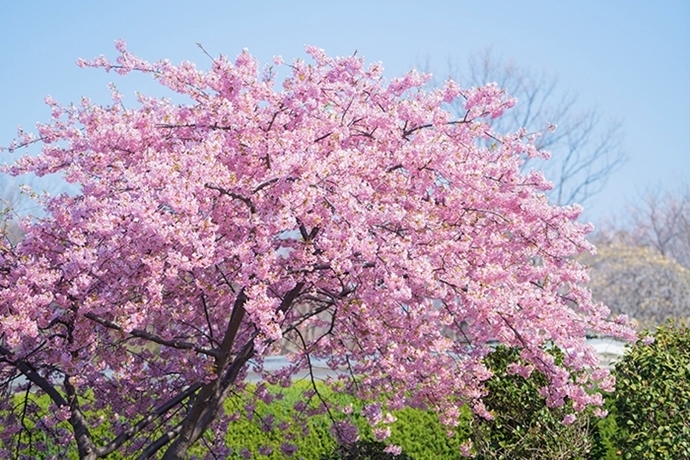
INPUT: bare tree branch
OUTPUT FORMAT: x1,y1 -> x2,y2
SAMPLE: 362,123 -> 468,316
428,47 -> 627,207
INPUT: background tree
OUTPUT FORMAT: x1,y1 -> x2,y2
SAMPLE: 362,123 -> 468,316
614,185 -> 690,269
584,185 -> 690,328
0,183 -> 38,246
0,196 -> 19,245
0,43 -> 634,459
582,243 -> 690,329
433,48 -> 627,208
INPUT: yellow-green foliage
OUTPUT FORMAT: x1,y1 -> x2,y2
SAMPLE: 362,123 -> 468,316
218,381 -> 472,460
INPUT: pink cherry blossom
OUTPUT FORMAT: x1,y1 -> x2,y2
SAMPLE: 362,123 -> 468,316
0,42 -> 635,459
373,426 -> 392,441
562,413 -> 577,425
384,444 -> 403,456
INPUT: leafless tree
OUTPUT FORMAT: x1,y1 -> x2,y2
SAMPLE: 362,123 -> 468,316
430,48 -> 627,207
627,185 -> 690,269
586,184 -> 690,328
597,184 -> 690,269
0,182 -> 29,246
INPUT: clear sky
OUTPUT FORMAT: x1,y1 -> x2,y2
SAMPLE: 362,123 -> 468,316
1,1 -> 688,225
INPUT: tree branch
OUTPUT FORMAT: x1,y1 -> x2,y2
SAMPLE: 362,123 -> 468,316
205,184 -> 256,214
98,382 -> 203,456
136,422 -> 184,460
84,312 -> 219,358
64,375 -> 98,459
0,344 -> 67,407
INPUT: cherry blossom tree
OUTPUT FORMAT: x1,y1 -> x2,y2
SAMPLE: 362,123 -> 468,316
0,42 -> 635,459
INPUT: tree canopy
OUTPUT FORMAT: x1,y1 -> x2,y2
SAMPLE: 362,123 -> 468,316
0,43 -> 634,459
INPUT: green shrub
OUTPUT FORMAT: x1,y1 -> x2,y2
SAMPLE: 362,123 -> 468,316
588,404 -> 622,460
610,321 -> 690,459
387,406 -> 471,460
6,359 -> 631,460
468,346 -> 597,460
221,382 -> 471,460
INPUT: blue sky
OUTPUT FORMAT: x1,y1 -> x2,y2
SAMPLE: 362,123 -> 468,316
1,1 -> 688,225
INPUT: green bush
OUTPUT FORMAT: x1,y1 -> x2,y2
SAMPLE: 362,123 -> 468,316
609,321 -> 690,459
387,406 -> 471,460
468,346 -> 597,460
14,353 -> 660,460
588,405 -> 621,460
221,382 -> 471,460
3,383 -> 469,459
